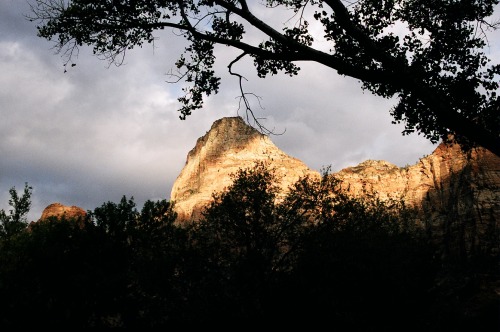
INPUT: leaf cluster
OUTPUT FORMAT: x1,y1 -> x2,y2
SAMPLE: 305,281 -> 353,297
28,1 -> 500,155
0,183 -> 32,239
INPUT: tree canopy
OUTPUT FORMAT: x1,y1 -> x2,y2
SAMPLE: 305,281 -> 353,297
29,0 -> 500,156
0,183 -> 32,239
0,168 -> 498,329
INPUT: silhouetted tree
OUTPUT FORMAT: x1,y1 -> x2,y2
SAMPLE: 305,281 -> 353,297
0,215 -> 123,328
0,195 -> 184,329
0,183 -> 31,239
185,162 -> 437,329
185,162 -> 287,325
86,196 -> 187,328
2,169 -> 495,329
29,0 -> 500,155
289,185 -> 437,330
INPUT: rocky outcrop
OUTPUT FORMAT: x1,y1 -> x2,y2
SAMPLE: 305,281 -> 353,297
171,117 -> 499,259
335,142 -> 500,259
39,202 -> 87,221
170,116 -> 319,222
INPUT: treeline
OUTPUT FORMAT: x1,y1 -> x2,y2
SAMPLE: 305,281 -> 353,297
0,163 -> 497,330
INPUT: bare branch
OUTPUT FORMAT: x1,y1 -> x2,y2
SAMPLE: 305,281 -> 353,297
228,52 -> 285,136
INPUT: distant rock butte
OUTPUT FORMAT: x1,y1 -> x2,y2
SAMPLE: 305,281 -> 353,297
39,202 -> 86,221
170,116 -> 499,257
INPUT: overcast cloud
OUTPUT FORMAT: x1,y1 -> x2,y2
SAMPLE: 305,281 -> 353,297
1,1 -> 497,221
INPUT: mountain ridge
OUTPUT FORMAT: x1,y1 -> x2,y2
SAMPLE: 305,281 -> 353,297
39,116 -> 499,260
170,116 -> 499,259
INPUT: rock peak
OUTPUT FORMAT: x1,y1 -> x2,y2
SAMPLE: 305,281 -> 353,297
210,116 -> 253,131
170,116 -> 318,222
185,116 -> 264,163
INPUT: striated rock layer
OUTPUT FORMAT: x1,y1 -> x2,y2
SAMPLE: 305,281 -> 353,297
170,116 -> 319,222
335,142 -> 500,258
171,116 -> 499,258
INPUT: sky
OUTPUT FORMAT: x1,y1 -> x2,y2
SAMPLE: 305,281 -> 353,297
1,1 -> 498,222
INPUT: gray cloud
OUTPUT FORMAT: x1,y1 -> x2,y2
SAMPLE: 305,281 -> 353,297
4,1 -> 496,222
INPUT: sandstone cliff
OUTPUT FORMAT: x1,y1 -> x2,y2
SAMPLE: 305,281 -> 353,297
335,142 -> 500,258
171,116 -> 499,258
170,116 -> 319,222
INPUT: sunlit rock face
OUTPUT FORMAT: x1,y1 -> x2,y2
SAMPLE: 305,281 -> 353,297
171,116 -> 499,258
170,116 -> 319,222
336,142 -> 498,208
335,142 -> 500,258
39,202 -> 87,221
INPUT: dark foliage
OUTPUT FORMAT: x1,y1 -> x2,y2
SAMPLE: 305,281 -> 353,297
0,194 -> 183,328
0,183 -> 32,239
28,0 -> 500,155
0,170 -> 497,329
185,163 -> 438,330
